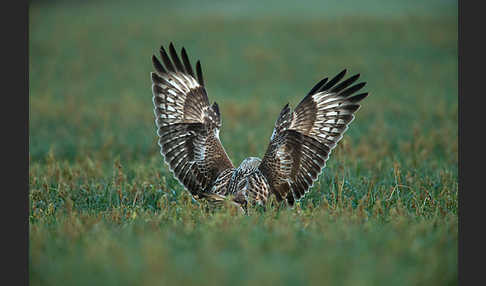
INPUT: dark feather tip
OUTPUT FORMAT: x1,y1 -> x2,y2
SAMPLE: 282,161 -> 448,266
152,55 -> 166,74
330,73 -> 360,93
181,47 -> 195,77
308,77 -> 328,96
160,45 -> 175,72
319,69 -> 347,92
347,92 -> 369,103
169,42 -> 185,72
196,60 -> 204,86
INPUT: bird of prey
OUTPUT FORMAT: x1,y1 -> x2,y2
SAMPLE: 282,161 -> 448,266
151,43 -> 368,212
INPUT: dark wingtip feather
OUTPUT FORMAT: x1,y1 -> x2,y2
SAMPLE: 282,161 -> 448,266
152,55 -> 166,75
340,82 -> 366,98
342,104 -> 361,113
347,92 -> 369,103
330,73 -> 360,93
159,45 -> 175,72
196,60 -> 204,86
181,47 -> 195,77
168,42 -> 185,72
307,77 -> 328,96
319,69 -> 347,92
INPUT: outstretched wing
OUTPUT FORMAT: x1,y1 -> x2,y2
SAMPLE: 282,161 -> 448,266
151,43 -> 234,197
258,69 -> 368,205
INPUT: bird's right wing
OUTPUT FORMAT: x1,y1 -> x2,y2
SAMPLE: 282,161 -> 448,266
151,43 -> 234,198
258,70 -> 368,205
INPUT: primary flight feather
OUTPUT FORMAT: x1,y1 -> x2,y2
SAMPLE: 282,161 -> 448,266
151,43 -> 369,211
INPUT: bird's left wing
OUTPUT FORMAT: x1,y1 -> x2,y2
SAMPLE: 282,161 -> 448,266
151,43 -> 234,198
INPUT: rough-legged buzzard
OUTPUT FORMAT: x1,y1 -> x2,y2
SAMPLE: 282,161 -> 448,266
151,43 -> 369,212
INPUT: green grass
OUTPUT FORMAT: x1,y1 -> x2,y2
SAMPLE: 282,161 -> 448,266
29,1 -> 457,285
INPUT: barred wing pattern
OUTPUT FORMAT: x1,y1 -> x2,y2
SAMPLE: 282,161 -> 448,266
258,70 -> 368,205
151,43 -> 234,198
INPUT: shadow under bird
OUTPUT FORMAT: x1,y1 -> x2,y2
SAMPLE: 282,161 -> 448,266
150,43 -> 369,212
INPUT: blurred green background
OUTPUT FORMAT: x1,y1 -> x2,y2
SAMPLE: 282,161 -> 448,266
29,1 -> 457,285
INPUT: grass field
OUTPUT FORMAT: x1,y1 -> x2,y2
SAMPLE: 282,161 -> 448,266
29,1 -> 457,285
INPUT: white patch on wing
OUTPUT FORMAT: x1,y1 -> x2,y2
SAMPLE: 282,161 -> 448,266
163,114 -> 177,119
166,97 -> 175,103
324,119 -> 347,124
318,103 -> 340,110
270,129 -> 277,141
167,106 -> 176,112
167,89 -> 179,96
180,73 -> 200,89
324,111 -> 339,116
313,92 -> 338,105
172,74 -> 190,92
166,79 -> 184,93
